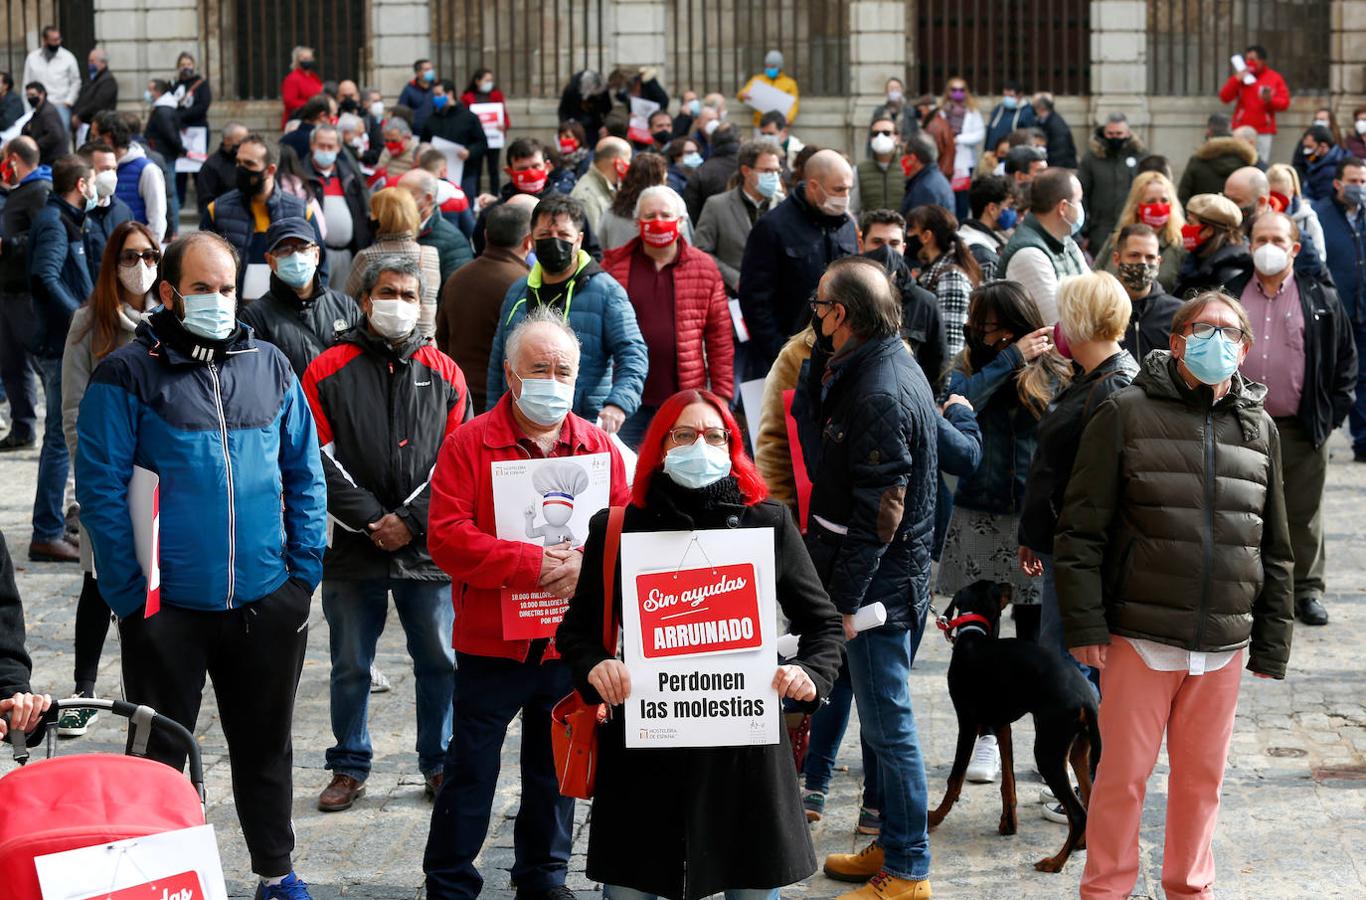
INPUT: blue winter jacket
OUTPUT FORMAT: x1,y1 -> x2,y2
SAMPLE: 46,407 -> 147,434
947,345 -> 1047,515
1297,144 -> 1348,204
27,195 -> 93,359
900,165 -> 956,217
75,314 -> 327,618
486,250 -> 649,420
1313,194 -> 1366,320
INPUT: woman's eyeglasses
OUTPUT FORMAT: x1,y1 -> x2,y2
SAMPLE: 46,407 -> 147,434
118,249 -> 161,267
667,426 -> 730,447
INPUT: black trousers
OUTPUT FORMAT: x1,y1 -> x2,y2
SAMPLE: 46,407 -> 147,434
118,578 -> 311,877
74,573 -> 113,693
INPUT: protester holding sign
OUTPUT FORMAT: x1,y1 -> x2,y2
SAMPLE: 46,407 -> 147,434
423,307 -> 629,900
556,388 -> 843,900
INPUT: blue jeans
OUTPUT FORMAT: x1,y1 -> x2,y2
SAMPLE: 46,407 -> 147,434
802,658 -> 880,811
604,887 -> 779,900
846,612 -> 932,881
424,652 -> 574,899
33,355 -> 67,541
1349,318 -> 1366,453
1036,553 -> 1099,699
322,578 -> 455,779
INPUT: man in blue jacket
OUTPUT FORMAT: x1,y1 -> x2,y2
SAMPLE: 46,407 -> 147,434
1313,155 -> 1366,462
898,135 -> 955,218
486,194 -> 646,430
25,153 -> 95,563
76,231 -> 327,900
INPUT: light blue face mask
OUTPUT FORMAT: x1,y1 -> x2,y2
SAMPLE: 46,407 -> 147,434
682,152 -> 704,169
312,149 -> 337,169
1067,199 -> 1085,237
1180,330 -> 1242,385
274,251 -> 317,289
513,372 -> 574,425
687,99 -> 701,117
663,438 -> 733,490
764,67 -> 780,80
756,170 -> 781,198
178,290 -> 236,341
1002,95 -> 1019,110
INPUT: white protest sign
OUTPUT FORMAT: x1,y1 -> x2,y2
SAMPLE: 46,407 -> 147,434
627,96 -> 661,146
470,102 -> 505,149
35,824 -> 228,900
491,453 -> 612,639
621,527 -> 779,748
743,81 -> 796,119
738,378 -> 766,451
175,126 -> 208,173
429,135 -> 466,185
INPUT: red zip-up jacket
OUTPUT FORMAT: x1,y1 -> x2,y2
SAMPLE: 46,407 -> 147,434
1219,66 -> 1290,134
427,394 -> 629,662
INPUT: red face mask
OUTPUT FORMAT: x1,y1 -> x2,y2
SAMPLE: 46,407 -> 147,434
613,156 -> 630,180
0,159 -> 13,185
559,135 -> 580,153
900,155 -> 914,177
1181,222 -> 1207,251
1269,191 -> 1290,212
639,217 -> 680,247
1138,202 -> 1171,228
385,140 -> 407,156
509,166 -> 548,194
1052,321 -> 1073,360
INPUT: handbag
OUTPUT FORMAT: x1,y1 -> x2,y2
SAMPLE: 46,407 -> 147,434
550,505 -> 625,800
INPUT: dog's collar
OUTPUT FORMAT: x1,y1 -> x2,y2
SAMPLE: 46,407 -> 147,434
937,612 -> 994,643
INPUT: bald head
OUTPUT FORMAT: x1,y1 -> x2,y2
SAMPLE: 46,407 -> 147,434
804,149 -> 854,214
1225,166 -> 1270,212
805,149 -> 852,183
595,137 -> 631,161
505,192 -> 540,213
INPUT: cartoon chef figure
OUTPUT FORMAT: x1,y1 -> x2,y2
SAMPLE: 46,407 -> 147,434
524,460 -> 589,547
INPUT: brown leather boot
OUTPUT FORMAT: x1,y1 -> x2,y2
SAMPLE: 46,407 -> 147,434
29,537 -> 79,563
317,774 -> 366,811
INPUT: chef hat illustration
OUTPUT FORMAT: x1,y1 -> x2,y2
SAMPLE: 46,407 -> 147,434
531,461 -> 591,511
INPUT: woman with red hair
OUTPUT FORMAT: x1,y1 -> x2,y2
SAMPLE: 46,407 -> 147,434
556,388 -> 844,900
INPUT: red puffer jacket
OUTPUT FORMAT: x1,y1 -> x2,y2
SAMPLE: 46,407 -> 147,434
426,395 -> 630,662
602,237 -> 735,400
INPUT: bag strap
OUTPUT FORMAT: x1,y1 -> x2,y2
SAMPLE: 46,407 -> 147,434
601,506 -> 626,655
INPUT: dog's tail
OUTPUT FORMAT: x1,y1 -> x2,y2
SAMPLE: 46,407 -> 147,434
1084,703 -> 1102,780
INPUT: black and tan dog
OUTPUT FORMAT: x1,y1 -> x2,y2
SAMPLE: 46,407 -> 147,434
927,579 -> 1100,873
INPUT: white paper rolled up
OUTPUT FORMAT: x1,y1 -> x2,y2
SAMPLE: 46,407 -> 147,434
776,602 -> 887,657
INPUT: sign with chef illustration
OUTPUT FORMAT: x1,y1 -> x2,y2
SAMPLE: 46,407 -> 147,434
621,527 -> 779,748
491,454 -> 612,639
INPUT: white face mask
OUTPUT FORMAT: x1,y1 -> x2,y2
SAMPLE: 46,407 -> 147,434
1252,243 -> 1291,276
814,184 -> 849,216
369,100 -> 385,119
1355,119 -> 1366,136
94,168 -> 117,199
703,118 -> 720,136
368,298 -> 419,340
118,261 -> 158,296
870,133 -> 896,155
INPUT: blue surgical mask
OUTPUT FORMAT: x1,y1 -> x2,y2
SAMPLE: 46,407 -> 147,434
996,206 -> 1018,230
764,67 -> 780,80
1067,200 -> 1085,237
682,152 -> 704,169
756,170 -> 780,198
687,99 -> 701,117
143,89 -> 154,104
422,70 -> 435,83
432,94 -> 449,110
312,149 -> 337,169
1002,95 -> 1019,110
662,438 -> 733,490
1344,183 -> 1366,208
88,64 -> 99,79
1181,330 -> 1242,385
274,251 -> 317,289
513,372 -> 574,425
178,290 -> 236,341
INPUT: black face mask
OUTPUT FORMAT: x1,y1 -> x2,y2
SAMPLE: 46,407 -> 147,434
220,143 -> 238,160
236,166 -> 266,197
339,98 -> 360,115
535,236 -> 577,274
963,325 -> 1005,372
652,129 -> 672,146
811,307 -> 837,355
180,67 -> 195,80
299,60 -> 317,72
1104,135 -> 1128,154
26,95 -> 41,108
861,244 -> 902,274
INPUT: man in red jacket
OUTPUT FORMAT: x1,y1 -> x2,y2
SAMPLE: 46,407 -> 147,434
422,307 -> 629,900
1218,44 -> 1290,163
280,45 -> 323,129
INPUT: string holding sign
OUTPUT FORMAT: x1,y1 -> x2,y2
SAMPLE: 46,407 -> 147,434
671,532 -> 718,578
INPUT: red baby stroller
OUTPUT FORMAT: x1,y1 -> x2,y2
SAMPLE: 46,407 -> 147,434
0,698 -> 209,900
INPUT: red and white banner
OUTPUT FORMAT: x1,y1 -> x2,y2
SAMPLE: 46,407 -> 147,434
36,824 -> 228,900
622,528 -> 779,748
81,871 -> 204,900
636,563 -> 762,659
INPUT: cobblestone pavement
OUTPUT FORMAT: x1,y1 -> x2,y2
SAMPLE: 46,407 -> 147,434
1,411 -> 1362,898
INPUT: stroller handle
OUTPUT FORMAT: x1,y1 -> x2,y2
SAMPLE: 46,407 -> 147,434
5,699 -> 205,805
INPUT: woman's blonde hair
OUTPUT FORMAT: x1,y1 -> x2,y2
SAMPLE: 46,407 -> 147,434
1266,163 -> 1303,198
1110,171 -> 1185,247
1058,272 -> 1132,344
370,187 -> 420,238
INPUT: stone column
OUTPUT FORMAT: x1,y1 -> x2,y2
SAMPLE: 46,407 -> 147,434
1088,0 -> 1150,134
848,1 -> 906,146
370,0 -> 431,101
1333,1 -> 1366,108
94,0 -> 200,110
611,0 -> 667,77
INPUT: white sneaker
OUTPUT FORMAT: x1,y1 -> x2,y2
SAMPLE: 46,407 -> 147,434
1042,801 -> 1070,823
965,734 -> 1001,783
369,664 -> 391,693
1039,784 -> 1057,804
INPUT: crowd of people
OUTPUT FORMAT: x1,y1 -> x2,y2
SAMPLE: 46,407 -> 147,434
0,31 -> 1357,900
